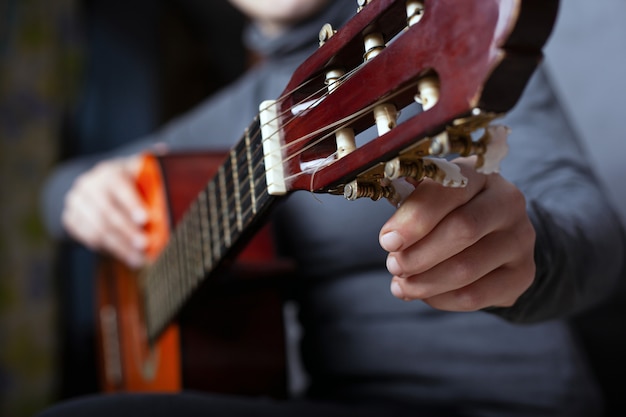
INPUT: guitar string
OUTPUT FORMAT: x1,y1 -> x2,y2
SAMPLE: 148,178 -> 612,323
222,70 -> 416,212
140,6 -> 442,334
190,65 -> 362,223
141,70 -> 356,330
151,66 -> 415,288
143,71 -> 322,331
143,66 -> 422,334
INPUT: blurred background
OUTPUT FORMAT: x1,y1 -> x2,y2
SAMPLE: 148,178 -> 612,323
0,0 -> 247,415
1,1 -> 625,416
1,1 -> 79,415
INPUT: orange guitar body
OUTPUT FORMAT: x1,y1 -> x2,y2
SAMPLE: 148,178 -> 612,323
95,152 -> 289,396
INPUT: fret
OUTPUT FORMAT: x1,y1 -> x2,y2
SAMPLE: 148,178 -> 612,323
151,251 -> 164,332
166,237 -> 180,321
218,165 -> 231,249
224,158 -> 241,244
207,180 -> 222,260
238,182 -> 252,228
170,239 -> 181,318
230,148 -> 243,232
244,127 -> 258,216
159,246 -> 171,332
177,216 -> 190,302
143,264 -> 156,338
187,200 -> 204,282
152,254 -> 169,338
183,209 -> 198,294
154,256 -> 167,310
198,189 -> 213,273
173,227 -> 185,304
235,140 -> 253,235
142,118 -> 280,344
234,138 -> 250,184
254,156 -> 271,211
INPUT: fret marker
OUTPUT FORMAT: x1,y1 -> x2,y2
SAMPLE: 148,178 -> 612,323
259,100 -> 287,195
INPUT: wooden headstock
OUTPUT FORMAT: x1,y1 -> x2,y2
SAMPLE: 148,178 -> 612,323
259,0 -> 559,200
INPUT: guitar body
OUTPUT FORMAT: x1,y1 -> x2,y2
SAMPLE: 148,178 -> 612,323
96,152 -> 289,397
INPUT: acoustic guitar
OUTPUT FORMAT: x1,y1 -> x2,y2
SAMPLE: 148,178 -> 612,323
95,0 -> 559,396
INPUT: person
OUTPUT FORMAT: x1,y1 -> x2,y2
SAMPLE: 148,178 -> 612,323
38,0 -> 625,416
544,1 -> 626,414
49,1 -> 248,396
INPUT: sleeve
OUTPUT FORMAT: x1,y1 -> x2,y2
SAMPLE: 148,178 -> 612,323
39,62 -> 286,240
40,138 -> 154,240
487,65 -> 626,323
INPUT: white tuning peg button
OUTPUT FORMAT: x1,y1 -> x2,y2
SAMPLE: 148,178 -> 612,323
425,158 -> 468,188
385,178 -> 416,208
477,125 -> 510,174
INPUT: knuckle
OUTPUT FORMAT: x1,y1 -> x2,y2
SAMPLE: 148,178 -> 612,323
452,287 -> 484,311
507,185 -> 527,208
519,219 -> 536,245
404,277 -> 432,300
450,256 -> 476,284
450,212 -> 480,243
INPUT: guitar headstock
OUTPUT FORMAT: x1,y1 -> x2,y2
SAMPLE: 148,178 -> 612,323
259,0 -> 559,201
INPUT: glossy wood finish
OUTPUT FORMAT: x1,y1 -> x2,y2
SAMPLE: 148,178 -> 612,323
276,0 -> 558,192
96,154 -> 181,392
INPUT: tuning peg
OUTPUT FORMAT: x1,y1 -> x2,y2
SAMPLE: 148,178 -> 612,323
356,0 -> 371,12
406,0 -> 425,26
343,178 -> 395,202
424,158 -> 467,188
476,125 -> 509,174
318,23 -> 335,46
384,178 -> 415,207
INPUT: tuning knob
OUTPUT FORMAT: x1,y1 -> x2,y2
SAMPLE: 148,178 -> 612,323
318,23 -> 335,46
425,158 -> 467,187
476,125 -> 510,174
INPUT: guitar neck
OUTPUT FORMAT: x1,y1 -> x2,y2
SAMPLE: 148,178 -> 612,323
134,0 -> 559,346
141,117 -> 279,344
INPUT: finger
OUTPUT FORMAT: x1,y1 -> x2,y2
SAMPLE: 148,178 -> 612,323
422,261 -> 535,311
65,189 -> 147,267
388,174 -> 525,277
380,159 -> 487,251
87,157 -> 147,225
100,227 -> 147,268
111,158 -> 149,225
390,226 -> 533,300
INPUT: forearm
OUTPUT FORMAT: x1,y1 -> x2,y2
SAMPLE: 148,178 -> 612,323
488,67 -> 625,323
492,184 -> 625,323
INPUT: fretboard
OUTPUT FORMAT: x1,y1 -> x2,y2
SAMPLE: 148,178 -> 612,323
140,117 -> 278,343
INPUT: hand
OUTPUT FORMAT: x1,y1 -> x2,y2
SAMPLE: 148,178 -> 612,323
62,155 -> 149,268
379,156 -> 536,311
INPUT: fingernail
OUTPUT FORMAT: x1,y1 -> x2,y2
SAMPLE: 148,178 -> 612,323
132,234 -> 148,250
132,209 -> 148,225
390,281 -> 404,299
127,253 -> 145,269
380,231 -> 404,252
386,255 -> 402,277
